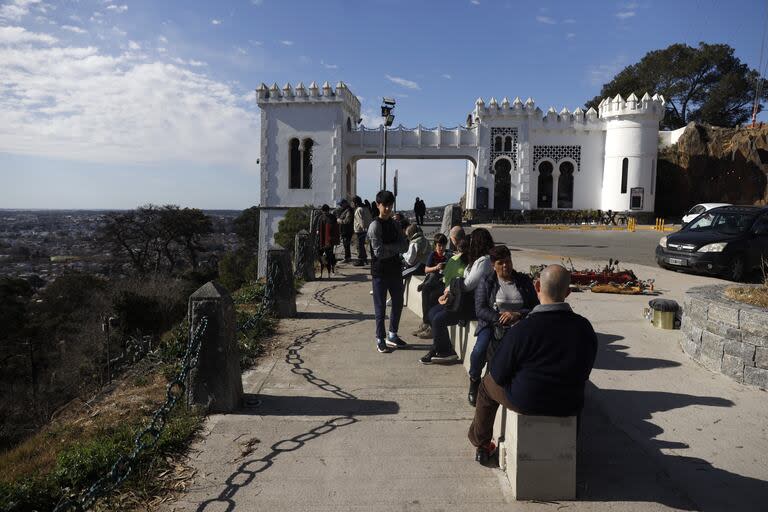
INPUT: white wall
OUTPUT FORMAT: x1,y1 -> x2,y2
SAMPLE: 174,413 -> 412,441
601,118 -> 658,212
658,126 -> 687,148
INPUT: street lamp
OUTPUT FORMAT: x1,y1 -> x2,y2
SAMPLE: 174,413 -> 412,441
381,97 -> 396,190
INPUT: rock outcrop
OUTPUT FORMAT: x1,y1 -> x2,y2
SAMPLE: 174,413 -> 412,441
656,123 -> 768,217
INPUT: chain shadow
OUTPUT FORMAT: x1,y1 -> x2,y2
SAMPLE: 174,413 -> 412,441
593,332 -> 681,371
196,282 -> 372,511
578,382 -> 768,510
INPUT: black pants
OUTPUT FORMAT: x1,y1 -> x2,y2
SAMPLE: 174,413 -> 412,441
356,232 -> 367,263
341,235 -> 352,261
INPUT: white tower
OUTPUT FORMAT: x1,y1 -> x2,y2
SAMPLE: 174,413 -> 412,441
255,81 -> 360,276
599,92 -> 665,212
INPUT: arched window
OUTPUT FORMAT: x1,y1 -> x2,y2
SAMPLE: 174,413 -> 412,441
621,158 -> 628,194
493,158 -> 512,214
302,138 -> 313,189
504,136 -> 512,152
346,164 -> 352,196
651,160 -> 656,195
557,161 -> 574,209
347,117 -> 352,132
537,161 -> 553,208
289,138 -> 301,189
494,136 -> 502,152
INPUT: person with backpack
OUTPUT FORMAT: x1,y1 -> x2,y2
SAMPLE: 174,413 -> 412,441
317,204 -> 340,277
352,196 -> 372,266
336,199 -> 354,263
367,190 -> 409,354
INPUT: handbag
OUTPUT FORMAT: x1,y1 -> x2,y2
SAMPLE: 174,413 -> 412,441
445,277 -> 476,319
486,322 -> 507,364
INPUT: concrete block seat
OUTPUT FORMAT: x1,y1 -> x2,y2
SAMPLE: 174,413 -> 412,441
405,277 -> 578,501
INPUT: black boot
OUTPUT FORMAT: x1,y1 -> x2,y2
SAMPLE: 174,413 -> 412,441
468,378 -> 480,407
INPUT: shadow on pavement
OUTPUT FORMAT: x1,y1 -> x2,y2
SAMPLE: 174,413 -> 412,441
299,311 -> 375,320
593,332 -> 682,371
240,393 -> 399,416
580,382 -> 768,511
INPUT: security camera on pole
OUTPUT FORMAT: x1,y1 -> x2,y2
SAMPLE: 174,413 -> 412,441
380,97 -> 395,190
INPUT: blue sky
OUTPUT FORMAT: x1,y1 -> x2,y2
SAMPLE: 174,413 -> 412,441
1,0 -> 766,210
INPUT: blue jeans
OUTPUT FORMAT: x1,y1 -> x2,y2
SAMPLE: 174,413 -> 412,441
469,326 -> 493,381
372,274 -> 404,340
428,304 -> 461,354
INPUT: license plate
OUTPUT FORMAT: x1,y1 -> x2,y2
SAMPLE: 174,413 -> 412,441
668,257 -> 687,266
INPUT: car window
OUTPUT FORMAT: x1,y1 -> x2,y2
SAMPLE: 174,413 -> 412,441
687,205 -> 704,215
753,214 -> 768,235
687,212 -> 754,234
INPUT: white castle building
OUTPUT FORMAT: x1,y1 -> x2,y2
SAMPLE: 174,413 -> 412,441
255,80 -> 666,275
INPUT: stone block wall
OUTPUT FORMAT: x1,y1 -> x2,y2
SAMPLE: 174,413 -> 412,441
682,285 -> 768,388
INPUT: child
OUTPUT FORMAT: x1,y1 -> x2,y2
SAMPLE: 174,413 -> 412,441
413,233 -> 450,338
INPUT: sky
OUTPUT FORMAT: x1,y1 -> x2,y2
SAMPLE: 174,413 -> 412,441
1,0 -> 767,211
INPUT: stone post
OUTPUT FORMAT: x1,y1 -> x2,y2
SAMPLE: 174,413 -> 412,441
294,229 -> 314,281
187,281 -> 243,413
441,204 -> 463,238
267,245 -> 297,318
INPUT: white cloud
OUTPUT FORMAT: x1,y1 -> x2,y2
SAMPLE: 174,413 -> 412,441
0,32 -> 260,171
188,59 -> 207,67
62,25 -> 87,34
321,59 -> 338,69
69,14 -> 82,22
441,73 -> 452,79
280,40 -> 293,46
251,0 -> 264,4
112,26 -> 126,37
616,11 -> 635,19
157,47 -> 166,53
563,18 -> 576,23
535,15 -> 556,24
235,46 -> 247,55
106,4 -> 128,13
588,55 -> 627,86
385,74 -> 420,90
211,19 -> 222,25
566,33 -> 576,39
248,39 -> 262,46
128,40 -> 140,50
0,0 -> 42,22
0,25 -> 57,45
158,35 -> 168,44
470,0 -> 480,4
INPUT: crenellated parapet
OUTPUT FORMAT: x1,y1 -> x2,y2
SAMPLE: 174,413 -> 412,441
255,80 -> 361,118
598,92 -> 665,121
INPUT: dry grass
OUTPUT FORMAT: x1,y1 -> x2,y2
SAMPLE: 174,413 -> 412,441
724,286 -> 768,309
0,358 -> 166,484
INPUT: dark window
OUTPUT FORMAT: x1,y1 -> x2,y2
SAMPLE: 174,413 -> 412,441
651,160 -> 656,195
504,136 -> 512,152
621,158 -> 628,193
346,164 -> 352,196
347,117 -> 352,132
494,136 -> 502,152
289,138 -> 301,189
557,161 -> 574,209
537,161 -> 553,208
630,187 -> 644,210
302,138 -> 313,189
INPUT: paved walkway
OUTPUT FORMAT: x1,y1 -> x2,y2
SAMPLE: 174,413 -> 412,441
166,252 -> 768,512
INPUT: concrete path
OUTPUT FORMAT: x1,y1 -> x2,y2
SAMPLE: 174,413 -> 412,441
166,252 -> 768,512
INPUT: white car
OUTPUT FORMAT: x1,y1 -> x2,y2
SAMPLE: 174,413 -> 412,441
682,203 -> 731,225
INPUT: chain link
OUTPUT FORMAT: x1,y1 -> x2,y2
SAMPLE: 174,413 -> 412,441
53,317 -> 209,512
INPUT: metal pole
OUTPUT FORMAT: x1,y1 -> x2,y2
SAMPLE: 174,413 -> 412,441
382,125 -> 388,191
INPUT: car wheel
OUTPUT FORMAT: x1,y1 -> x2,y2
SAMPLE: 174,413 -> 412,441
726,254 -> 746,282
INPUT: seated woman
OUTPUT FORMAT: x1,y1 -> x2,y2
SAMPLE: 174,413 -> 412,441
468,244 -> 538,406
420,228 -> 496,364
401,224 -> 430,279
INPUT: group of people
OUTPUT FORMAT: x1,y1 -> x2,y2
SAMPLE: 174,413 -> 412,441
364,189 -> 598,466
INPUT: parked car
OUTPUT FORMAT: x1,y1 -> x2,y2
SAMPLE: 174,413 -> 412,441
682,203 -> 731,225
656,206 -> 768,281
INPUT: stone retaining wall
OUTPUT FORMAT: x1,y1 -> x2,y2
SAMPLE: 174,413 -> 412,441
682,285 -> 768,388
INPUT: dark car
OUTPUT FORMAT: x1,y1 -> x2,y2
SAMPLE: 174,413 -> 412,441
656,206 -> 768,281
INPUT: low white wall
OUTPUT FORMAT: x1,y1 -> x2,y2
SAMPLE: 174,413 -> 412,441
658,126 -> 687,148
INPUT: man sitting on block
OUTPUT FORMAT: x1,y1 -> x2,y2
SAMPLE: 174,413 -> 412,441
467,264 -> 598,465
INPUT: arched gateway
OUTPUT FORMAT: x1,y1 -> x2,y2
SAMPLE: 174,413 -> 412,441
255,80 -> 665,276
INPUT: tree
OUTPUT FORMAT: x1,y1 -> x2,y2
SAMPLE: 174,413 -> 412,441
586,43 -> 768,129
233,206 -> 260,250
274,207 -> 312,254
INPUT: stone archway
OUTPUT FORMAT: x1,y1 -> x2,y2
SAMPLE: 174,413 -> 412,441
494,158 -> 512,214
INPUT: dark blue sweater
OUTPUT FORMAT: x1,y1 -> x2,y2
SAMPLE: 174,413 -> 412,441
489,305 -> 597,416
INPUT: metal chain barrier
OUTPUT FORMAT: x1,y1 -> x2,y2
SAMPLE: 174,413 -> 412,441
53,317 -> 209,512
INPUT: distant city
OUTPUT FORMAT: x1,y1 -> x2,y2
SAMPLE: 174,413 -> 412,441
0,209 -> 242,284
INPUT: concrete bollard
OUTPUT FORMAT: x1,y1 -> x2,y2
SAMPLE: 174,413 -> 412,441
187,281 -> 243,413
267,245 -> 297,318
294,229 -> 314,282
441,204 -> 462,239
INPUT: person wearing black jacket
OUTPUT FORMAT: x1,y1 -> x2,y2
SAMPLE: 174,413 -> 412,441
367,190 -> 409,354
468,264 -> 597,465
468,245 -> 538,406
